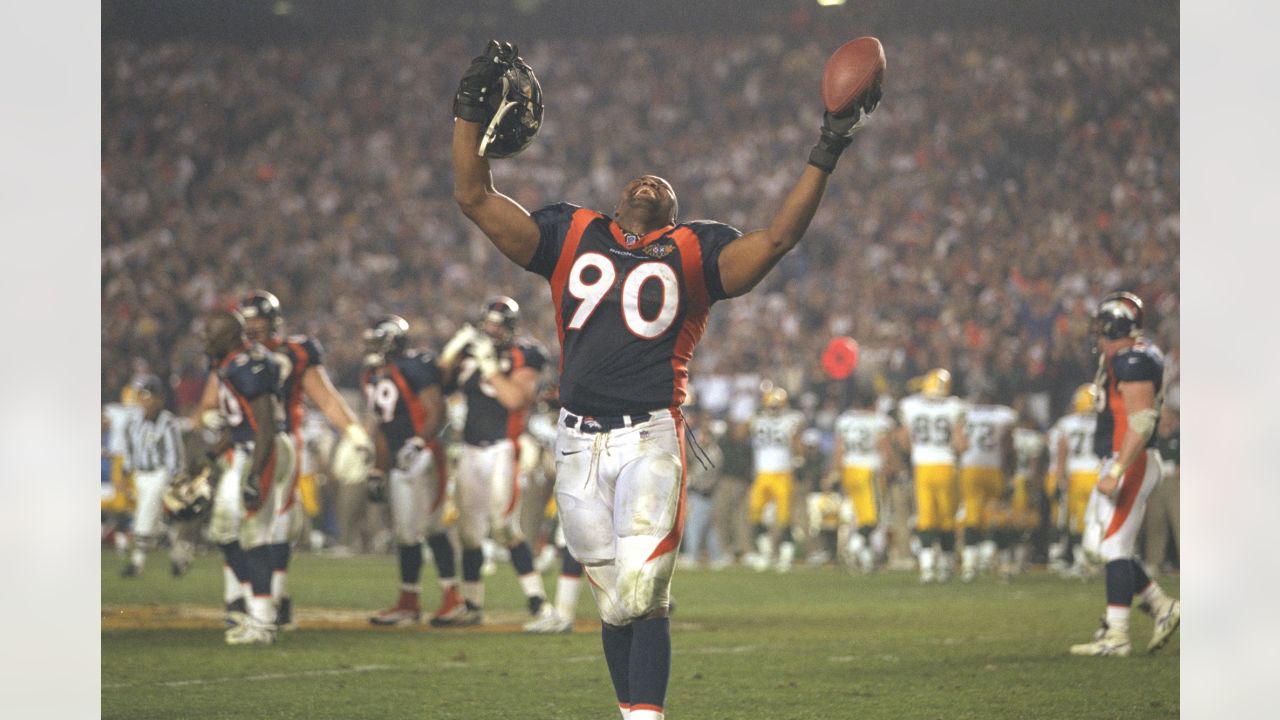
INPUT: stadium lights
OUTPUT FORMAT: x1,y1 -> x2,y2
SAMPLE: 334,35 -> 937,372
817,0 -> 848,6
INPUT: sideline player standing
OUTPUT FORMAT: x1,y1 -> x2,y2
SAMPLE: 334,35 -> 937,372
1049,383 -> 1101,577
361,315 -> 464,626
957,393 -> 1016,582
119,375 -> 185,578
451,40 -> 879,720
1071,292 -> 1180,656
202,309 -> 297,645
897,368 -> 968,583
439,297 -> 551,624
830,387 -> 896,573
237,291 -> 374,630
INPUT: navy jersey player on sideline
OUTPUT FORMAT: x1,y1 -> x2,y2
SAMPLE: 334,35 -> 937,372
360,315 -> 463,627
438,297 -> 551,625
235,290 -> 373,631
1070,292 -> 1180,657
451,40 -> 880,720
201,309 -> 296,645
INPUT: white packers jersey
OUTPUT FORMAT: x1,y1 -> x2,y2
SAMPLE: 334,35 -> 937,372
1012,427 -> 1046,478
834,410 -> 894,470
750,410 -> 804,473
960,404 -> 1017,470
1049,413 -> 1100,475
898,394 -> 967,466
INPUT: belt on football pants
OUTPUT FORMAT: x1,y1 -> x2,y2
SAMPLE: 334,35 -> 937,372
562,411 -> 653,433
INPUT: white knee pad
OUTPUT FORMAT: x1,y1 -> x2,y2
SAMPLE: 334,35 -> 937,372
614,535 -> 675,620
584,563 -> 631,627
207,469 -> 243,545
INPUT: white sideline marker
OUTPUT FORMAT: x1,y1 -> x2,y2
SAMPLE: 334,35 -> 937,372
104,664 -> 394,690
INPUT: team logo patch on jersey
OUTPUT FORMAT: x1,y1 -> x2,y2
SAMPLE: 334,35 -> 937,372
643,241 -> 675,259
623,232 -> 640,247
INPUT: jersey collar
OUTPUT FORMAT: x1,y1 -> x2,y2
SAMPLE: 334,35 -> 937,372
608,218 -> 674,250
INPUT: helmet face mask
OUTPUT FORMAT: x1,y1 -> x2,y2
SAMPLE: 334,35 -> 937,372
1092,291 -> 1144,344
239,291 -> 283,342
478,60 -> 544,159
363,315 -> 410,368
480,296 -> 519,343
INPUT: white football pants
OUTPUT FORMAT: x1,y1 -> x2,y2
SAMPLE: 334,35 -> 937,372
131,468 -> 172,540
208,435 -> 297,550
1083,449 -> 1163,562
389,443 -> 448,545
457,440 -> 524,548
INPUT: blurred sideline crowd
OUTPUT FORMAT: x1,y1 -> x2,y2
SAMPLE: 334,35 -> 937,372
102,23 -> 1178,575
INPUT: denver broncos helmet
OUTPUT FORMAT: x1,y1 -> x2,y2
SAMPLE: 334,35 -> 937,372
362,315 -> 410,368
480,296 -> 520,341
920,368 -> 952,399
1072,383 -> 1098,414
239,290 -> 283,331
163,465 -> 216,521
477,46 -> 543,159
1092,291 -> 1144,340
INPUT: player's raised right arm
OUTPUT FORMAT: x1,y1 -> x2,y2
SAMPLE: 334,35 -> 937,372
452,122 -> 540,268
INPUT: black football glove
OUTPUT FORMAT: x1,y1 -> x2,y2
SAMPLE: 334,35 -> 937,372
807,79 -> 881,174
454,40 -> 519,124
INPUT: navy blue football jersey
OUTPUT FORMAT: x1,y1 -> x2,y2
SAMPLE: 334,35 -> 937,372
1094,340 -> 1163,457
451,339 -> 547,445
266,334 -> 323,435
363,350 -> 442,454
524,202 -> 740,416
215,343 -> 286,446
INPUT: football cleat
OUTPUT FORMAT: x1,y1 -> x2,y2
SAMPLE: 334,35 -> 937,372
120,563 -> 140,579
428,586 -> 467,627
170,559 -> 190,578
523,605 -> 572,634
1147,598 -> 1180,654
226,618 -> 277,646
370,605 -> 421,627
1070,626 -> 1131,657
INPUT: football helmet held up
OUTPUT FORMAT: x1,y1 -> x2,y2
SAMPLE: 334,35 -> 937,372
363,315 -> 410,368
921,368 -> 952,399
474,44 -> 543,159
1092,291 -> 1144,341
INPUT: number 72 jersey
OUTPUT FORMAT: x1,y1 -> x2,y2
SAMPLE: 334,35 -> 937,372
523,202 -> 740,417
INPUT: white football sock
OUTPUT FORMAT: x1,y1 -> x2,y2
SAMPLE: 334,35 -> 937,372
519,572 -> 547,600
222,567 -> 242,604
556,575 -> 582,620
463,581 -> 484,608
272,570 -> 288,604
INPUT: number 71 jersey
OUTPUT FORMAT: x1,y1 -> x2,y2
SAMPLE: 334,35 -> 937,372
524,203 -> 740,416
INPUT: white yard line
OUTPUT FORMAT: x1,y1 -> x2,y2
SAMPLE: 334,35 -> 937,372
103,664 -> 394,690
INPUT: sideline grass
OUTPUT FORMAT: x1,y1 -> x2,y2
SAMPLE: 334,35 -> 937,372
102,551 -> 1178,720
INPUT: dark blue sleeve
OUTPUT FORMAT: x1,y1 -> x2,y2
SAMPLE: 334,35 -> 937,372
1113,348 -> 1162,384
227,353 -> 278,400
403,352 -> 442,393
517,340 -> 547,373
298,335 -> 324,366
687,220 -> 743,302
525,202 -> 580,279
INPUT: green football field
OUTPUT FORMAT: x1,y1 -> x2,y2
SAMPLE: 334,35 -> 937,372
102,551 -> 1179,720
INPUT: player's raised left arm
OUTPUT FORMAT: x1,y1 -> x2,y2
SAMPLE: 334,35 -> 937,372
1096,380 -> 1157,498
718,94 -> 877,298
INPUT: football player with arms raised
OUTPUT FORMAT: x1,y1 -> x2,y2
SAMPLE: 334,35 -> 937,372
1049,383 -> 1102,578
957,390 -> 1017,582
201,309 -> 296,645
451,40 -> 878,719
360,315 -> 463,626
234,290 -> 374,630
438,297 -> 551,625
830,386 -> 896,573
1071,293 -> 1180,656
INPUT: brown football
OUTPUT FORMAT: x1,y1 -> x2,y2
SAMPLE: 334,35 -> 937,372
821,37 -> 886,117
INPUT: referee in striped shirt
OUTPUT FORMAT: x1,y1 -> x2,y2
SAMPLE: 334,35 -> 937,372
120,375 -> 185,578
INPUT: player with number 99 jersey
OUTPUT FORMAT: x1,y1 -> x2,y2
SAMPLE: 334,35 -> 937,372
525,202 -> 740,416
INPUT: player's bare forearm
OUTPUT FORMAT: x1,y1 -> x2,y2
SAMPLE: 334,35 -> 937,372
303,367 -> 357,431
718,165 -> 830,297
452,119 -> 540,267
248,395 -> 276,480
417,386 -> 446,439
1099,380 -> 1157,497
486,368 -> 537,411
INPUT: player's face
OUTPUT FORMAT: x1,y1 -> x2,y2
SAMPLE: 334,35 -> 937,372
617,175 -> 677,224
244,316 -> 272,344
481,318 -> 513,344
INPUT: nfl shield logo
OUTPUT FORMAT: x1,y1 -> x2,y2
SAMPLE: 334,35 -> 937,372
623,232 -> 639,247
